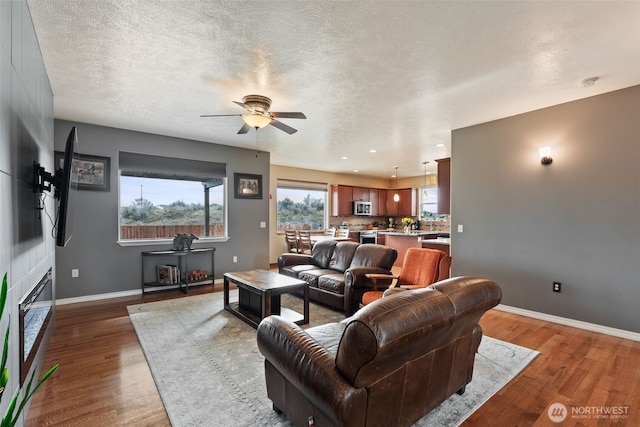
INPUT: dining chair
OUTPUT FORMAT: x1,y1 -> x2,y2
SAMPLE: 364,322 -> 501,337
284,230 -> 300,253
324,227 -> 336,237
361,247 -> 451,307
336,228 -> 350,239
297,230 -> 313,254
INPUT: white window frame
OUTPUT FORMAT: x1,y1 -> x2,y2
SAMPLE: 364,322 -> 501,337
117,152 -> 229,246
276,179 -> 328,232
419,185 -> 439,219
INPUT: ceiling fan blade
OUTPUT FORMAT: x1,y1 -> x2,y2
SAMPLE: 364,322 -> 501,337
269,119 -> 298,134
200,114 -> 243,117
233,100 -> 251,110
237,123 -> 251,134
270,112 -> 306,119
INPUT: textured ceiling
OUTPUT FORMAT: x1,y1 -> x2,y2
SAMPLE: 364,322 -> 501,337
28,0 -> 640,179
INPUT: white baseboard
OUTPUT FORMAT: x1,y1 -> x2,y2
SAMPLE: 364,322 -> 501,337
54,285 -> 640,342
55,278 -> 224,306
495,304 -> 640,342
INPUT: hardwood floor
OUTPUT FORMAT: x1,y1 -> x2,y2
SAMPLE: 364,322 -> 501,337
26,283 -> 639,426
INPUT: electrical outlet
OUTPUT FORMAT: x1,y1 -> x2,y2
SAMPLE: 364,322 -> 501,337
553,282 -> 561,293
72,269 -> 79,278
233,256 -> 238,263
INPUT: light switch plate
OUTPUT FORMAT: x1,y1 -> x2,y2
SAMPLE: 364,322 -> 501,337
457,224 -> 464,233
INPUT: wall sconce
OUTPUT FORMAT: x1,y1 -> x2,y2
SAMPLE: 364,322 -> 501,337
539,147 -> 553,165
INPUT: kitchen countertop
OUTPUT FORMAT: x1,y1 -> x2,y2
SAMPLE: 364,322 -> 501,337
419,237 -> 451,245
378,230 -> 440,236
350,229 -> 450,245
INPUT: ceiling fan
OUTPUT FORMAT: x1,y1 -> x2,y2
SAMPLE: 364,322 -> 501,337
201,94 -> 306,134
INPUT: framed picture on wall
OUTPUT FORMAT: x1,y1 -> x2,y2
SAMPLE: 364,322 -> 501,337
234,173 -> 262,199
55,152 -> 111,191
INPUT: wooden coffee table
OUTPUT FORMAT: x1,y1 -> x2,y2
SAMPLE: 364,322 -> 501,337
223,269 -> 309,328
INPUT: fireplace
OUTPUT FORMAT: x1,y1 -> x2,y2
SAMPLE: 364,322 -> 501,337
19,268 -> 53,385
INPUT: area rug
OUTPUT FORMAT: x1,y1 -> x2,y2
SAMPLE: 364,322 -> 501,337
128,291 -> 538,427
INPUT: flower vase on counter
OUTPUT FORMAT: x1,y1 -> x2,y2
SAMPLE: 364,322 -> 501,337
401,217 -> 414,234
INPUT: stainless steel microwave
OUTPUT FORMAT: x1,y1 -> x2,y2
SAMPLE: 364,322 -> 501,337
353,201 -> 372,215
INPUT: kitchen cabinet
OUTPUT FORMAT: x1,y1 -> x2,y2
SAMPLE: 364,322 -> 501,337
377,189 -> 387,216
398,188 -> 417,216
331,184 -> 412,217
369,189 -> 379,215
331,185 -> 353,216
352,187 -> 370,202
436,157 -> 450,214
386,190 -> 399,215
387,188 -> 417,216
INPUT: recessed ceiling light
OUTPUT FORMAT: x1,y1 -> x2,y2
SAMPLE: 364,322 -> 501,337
369,149 -> 377,153
341,156 -> 348,160
435,143 -> 445,148
353,169 -> 359,173
578,77 -> 598,88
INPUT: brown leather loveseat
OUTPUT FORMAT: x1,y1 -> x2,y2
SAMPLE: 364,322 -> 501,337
278,240 -> 397,314
256,276 -> 502,427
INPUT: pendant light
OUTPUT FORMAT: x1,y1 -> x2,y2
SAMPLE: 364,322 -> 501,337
422,161 -> 429,201
393,166 -> 400,202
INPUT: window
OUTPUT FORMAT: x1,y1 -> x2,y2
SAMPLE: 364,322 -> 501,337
420,186 -> 438,219
277,179 -> 327,232
118,152 -> 226,242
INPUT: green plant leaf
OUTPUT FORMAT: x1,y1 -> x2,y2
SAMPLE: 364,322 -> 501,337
10,364 -> 59,427
0,274 -> 7,316
0,274 -> 7,403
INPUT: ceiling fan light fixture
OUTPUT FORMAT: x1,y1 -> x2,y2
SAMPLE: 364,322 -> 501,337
242,113 -> 272,129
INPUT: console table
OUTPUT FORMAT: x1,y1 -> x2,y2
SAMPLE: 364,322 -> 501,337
141,248 -> 215,295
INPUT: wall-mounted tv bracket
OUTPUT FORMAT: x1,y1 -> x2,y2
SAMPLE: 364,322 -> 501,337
33,162 -> 62,210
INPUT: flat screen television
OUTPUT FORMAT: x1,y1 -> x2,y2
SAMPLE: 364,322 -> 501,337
32,126 -> 79,247
55,127 -> 79,247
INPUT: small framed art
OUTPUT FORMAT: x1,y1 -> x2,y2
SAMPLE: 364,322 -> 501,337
234,173 -> 262,199
55,152 -> 111,191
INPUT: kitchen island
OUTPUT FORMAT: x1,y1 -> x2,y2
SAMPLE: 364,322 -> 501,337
380,231 -> 440,267
419,236 -> 450,255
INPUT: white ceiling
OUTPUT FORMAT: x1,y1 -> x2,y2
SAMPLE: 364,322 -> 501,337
28,0 -> 640,179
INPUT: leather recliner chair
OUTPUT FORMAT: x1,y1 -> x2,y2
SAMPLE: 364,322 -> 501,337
257,276 -> 502,427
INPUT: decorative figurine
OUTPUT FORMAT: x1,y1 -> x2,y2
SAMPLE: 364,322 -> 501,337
172,233 -> 187,251
172,233 -> 199,250
185,233 -> 199,250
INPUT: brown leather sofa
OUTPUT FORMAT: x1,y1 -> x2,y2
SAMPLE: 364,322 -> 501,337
257,276 -> 502,427
278,240 -> 397,314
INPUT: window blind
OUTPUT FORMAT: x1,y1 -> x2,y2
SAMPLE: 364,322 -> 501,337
277,179 -> 327,191
119,151 -> 226,181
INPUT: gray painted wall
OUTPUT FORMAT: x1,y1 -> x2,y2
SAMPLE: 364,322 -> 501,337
54,120 -> 270,299
451,86 -> 640,333
1,0 -> 55,424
